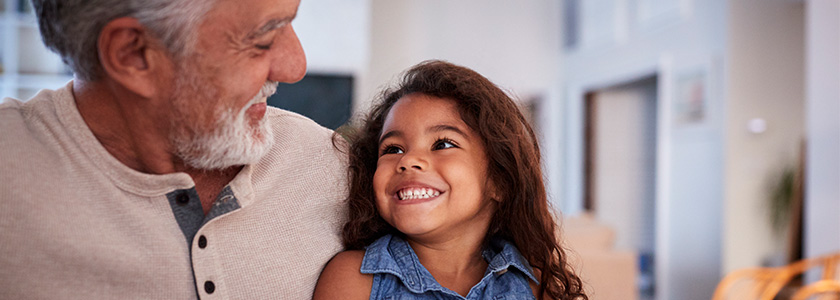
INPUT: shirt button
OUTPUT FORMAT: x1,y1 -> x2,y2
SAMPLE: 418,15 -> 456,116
176,193 -> 189,206
204,281 -> 215,294
198,236 -> 207,249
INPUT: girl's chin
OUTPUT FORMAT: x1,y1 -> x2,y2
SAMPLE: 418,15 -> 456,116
392,223 -> 436,238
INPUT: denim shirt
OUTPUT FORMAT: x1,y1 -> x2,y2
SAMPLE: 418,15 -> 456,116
360,234 -> 538,299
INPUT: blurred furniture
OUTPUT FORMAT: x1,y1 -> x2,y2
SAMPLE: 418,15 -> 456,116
1,0 -> 73,100
562,213 -> 638,300
712,252 -> 840,300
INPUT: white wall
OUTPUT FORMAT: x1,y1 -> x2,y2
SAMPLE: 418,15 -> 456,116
361,0 -> 562,114
294,0 -> 370,104
724,0 -> 805,272
804,0 -> 840,259
295,0 -> 370,73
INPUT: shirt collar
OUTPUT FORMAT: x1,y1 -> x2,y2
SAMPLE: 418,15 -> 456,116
360,234 -> 539,294
360,235 -> 443,293
482,237 -> 539,284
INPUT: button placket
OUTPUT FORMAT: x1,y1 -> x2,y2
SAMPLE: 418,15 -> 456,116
194,231 -> 214,296
189,186 -> 240,299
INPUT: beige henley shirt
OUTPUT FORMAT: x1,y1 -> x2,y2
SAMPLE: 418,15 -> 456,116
0,82 -> 347,299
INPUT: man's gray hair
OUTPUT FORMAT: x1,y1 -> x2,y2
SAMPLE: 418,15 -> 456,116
31,0 -> 215,81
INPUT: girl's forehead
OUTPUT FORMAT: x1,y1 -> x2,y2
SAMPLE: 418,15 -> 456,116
383,95 -> 461,128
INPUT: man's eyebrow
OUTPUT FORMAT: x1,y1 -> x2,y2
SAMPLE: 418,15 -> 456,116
245,14 -> 296,41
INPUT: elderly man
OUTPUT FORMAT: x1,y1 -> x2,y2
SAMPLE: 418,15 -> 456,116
0,0 -> 346,298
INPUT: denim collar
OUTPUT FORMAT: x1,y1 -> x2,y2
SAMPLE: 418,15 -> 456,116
360,234 -> 538,294
481,237 -> 539,283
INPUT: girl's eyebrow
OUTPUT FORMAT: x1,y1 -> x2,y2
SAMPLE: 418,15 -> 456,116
378,124 -> 468,145
379,130 -> 401,145
428,124 -> 467,138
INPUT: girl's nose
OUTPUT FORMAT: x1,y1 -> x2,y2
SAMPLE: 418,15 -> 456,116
398,165 -> 422,172
397,153 -> 427,173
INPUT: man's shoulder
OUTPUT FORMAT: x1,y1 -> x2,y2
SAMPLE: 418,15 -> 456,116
258,106 -> 347,168
0,98 -> 35,160
0,92 -> 72,200
1,85 -> 70,132
0,97 -> 25,127
0,96 -> 35,125
264,106 -> 331,134
263,107 -> 347,153
0,94 -> 59,150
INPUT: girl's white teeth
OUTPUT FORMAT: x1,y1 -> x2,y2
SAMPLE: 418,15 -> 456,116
398,188 -> 441,200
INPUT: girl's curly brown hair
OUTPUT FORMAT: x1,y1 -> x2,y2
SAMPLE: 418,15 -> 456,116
341,60 -> 586,300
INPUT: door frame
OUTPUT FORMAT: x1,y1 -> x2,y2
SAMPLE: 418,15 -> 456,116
561,56 -> 675,300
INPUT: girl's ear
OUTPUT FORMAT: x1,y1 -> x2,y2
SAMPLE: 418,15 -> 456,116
486,179 -> 502,203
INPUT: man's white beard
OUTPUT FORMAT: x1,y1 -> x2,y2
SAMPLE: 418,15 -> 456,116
171,80 -> 278,170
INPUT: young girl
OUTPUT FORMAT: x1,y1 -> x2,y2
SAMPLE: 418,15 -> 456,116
314,60 -> 586,300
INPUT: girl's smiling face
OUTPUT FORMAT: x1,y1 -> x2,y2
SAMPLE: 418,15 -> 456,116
373,93 -> 498,242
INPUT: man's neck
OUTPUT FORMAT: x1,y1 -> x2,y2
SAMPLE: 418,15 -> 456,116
73,80 -> 238,214
185,166 -> 242,214
74,79 -> 179,174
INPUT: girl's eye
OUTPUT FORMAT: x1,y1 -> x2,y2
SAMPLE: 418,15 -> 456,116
433,139 -> 457,150
380,145 -> 404,156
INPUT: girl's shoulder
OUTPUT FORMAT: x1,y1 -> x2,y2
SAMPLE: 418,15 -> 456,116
313,250 -> 373,300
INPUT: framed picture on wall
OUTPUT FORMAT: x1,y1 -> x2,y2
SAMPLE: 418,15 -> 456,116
674,70 -> 706,125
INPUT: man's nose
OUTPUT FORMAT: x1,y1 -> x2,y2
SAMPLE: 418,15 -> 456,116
268,24 -> 306,83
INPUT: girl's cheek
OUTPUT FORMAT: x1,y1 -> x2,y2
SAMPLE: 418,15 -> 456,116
372,167 -> 389,196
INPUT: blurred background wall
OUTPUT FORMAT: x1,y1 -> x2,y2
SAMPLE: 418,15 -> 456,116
2,0 -> 838,299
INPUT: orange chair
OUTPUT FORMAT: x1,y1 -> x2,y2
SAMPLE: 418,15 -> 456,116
712,252 -> 840,300
791,280 -> 840,300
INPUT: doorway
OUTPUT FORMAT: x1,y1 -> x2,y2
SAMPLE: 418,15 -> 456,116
584,76 -> 658,299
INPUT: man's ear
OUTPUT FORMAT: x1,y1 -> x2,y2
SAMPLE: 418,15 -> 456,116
97,17 -> 171,99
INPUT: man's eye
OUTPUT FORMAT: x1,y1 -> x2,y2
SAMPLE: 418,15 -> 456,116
381,146 -> 404,155
256,43 -> 273,50
433,139 -> 457,150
